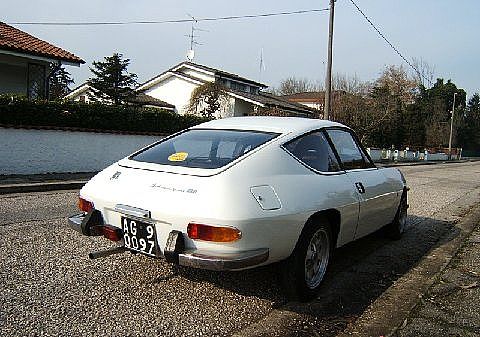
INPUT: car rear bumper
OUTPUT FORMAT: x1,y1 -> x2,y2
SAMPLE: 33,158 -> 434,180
68,212 -> 269,271
68,213 -> 84,233
178,248 -> 269,271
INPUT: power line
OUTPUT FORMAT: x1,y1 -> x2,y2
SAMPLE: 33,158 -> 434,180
348,0 -> 432,86
8,8 -> 329,26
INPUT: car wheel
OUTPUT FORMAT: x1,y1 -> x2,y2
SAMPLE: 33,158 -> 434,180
386,191 -> 408,240
281,218 -> 332,301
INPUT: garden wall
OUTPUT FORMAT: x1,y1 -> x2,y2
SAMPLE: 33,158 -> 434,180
0,127 -> 162,175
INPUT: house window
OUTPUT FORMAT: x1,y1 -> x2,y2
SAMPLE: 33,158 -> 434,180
231,81 -> 247,92
79,95 -> 86,103
27,63 -> 46,100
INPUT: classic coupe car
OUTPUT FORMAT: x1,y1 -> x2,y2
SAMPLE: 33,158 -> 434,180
69,117 -> 407,300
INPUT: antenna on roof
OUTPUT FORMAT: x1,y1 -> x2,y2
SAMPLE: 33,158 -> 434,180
185,14 -> 208,62
259,48 -> 266,83
186,49 -> 195,61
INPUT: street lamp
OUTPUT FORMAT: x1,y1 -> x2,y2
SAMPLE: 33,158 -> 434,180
448,92 -> 457,160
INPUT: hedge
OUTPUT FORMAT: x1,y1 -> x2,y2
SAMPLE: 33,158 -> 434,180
0,94 -> 209,135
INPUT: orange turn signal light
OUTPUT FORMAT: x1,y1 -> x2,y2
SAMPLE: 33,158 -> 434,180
78,197 -> 94,212
187,223 -> 242,242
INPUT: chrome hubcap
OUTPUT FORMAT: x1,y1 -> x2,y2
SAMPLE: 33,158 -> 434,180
304,228 -> 330,289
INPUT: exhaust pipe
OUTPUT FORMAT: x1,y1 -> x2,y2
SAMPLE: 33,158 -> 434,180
89,246 -> 127,259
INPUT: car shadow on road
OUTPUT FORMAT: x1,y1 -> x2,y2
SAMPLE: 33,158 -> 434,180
164,214 -> 459,334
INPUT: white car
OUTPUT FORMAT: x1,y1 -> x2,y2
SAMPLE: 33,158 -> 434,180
69,116 -> 407,300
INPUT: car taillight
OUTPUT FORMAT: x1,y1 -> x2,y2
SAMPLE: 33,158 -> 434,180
187,223 -> 242,242
78,197 -> 94,212
101,225 -> 123,242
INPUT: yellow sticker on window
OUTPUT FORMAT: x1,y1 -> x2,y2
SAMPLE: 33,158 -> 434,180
168,152 -> 188,162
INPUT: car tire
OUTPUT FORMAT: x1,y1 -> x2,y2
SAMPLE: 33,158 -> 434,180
386,191 -> 408,240
281,218 -> 332,302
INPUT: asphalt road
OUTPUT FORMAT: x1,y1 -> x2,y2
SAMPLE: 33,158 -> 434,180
1,162 -> 480,337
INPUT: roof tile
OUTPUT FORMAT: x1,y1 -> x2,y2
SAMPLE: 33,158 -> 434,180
0,22 -> 84,64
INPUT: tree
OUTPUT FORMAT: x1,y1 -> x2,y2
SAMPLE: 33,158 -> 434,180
87,53 -> 137,105
332,73 -> 370,96
411,57 -> 435,88
374,65 -> 417,106
48,66 -> 74,100
332,66 -> 418,147
276,77 -> 322,95
415,79 -> 466,147
187,82 -> 228,118
457,93 -> 480,154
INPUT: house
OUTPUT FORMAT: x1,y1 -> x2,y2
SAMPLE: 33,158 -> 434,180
64,82 -> 176,111
0,22 -> 84,99
136,61 -> 314,118
282,91 -> 348,111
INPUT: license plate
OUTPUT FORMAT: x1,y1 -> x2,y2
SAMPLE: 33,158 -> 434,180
121,217 -> 159,257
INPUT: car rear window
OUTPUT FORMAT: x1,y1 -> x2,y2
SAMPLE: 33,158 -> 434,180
131,129 -> 279,169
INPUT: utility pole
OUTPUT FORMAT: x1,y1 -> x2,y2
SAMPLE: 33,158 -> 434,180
324,0 -> 335,120
448,92 -> 457,160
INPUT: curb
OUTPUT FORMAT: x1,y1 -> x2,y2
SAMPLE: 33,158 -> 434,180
336,202 -> 480,337
0,180 -> 87,194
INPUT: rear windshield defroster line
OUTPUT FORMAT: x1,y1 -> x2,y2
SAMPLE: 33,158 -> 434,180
131,129 -> 279,169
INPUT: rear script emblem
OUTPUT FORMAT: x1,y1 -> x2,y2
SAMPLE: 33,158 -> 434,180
110,171 -> 121,180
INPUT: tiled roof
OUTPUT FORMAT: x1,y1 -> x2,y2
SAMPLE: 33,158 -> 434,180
282,92 -> 325,101
0,22 -> 84,64
137,61 -> 267,91
128,93 -> 175,109
183,62 -> 268,88
229,89 -> 316,116
281,91 -> 347,102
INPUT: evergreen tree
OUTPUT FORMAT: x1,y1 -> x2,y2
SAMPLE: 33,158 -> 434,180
457,93 -> 480,154
414,79 -> 466,148
87,53 -> 137,105
48,66 -> 74,100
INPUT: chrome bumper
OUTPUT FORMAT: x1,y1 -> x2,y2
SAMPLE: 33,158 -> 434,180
68,213 -> 269,270
178,248 -> 269,271
68,213 -> 85,234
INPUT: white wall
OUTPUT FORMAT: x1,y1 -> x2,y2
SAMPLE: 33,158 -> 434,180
145,76 -> 198,115
233,99 -> 253,116
0,128 -> 161,175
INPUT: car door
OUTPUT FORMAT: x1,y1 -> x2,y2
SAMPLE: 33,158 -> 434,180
282,130 -> 360,246
325,128 -> 396,239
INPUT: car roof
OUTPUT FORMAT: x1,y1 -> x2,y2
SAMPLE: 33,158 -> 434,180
191,116 -> 347,135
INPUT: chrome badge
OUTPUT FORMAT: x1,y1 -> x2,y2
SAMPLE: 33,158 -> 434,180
110,171 -> 122,180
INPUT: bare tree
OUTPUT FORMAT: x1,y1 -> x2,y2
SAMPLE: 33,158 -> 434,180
332,73 -> 371,95
277,77 -> 322,95
411,57 -> 435,88
374,65 -> 418,106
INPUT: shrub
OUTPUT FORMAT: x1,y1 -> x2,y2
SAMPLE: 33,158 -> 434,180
0,95 -> 209,134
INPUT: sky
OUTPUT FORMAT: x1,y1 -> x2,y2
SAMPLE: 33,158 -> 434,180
2,0 -> 479,97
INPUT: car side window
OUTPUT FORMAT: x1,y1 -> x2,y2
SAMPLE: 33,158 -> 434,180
284,131 -> 341,172
326,129 -> 372,170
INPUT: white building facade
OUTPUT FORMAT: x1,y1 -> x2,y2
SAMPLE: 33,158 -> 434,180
136,62 -> 313,118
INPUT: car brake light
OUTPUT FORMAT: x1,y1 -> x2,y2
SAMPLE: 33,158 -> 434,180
187,223 -> 242,242
101,225 -> 123,242
78,197 -> 94,212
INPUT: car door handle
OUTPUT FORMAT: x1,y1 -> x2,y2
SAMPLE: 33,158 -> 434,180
355,182 -> 366,194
